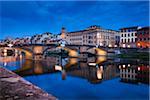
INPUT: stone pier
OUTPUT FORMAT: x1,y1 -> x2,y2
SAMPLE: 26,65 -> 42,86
0,67 -> 57,100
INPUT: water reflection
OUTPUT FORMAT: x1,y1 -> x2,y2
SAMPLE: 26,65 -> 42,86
119,64 -> 149,84
0,56 -> 149,85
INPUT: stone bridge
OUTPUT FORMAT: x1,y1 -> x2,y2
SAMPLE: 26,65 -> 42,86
0,44 -> 107,60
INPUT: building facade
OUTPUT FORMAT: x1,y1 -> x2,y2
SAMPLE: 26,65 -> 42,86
61,25 -> 119,47
120,26 -> 141,48
136,27 -> 150,48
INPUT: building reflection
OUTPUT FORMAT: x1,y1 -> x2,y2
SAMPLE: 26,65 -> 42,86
119,64 -> 149,84
1,55 -> 148,85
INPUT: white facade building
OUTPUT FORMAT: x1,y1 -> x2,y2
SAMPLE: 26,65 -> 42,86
120,26 -> 141,48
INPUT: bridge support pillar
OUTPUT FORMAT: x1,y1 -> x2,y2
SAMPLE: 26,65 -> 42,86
33,54 -> 43,60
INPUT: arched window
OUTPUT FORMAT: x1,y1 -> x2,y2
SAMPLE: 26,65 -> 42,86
124,39 -> 126,43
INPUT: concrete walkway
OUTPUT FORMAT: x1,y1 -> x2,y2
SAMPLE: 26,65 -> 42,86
0,67 -> 57,100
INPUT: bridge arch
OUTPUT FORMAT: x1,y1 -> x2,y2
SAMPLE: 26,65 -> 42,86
43,46 -> 78,57
87,47 -> 107,56
14,47 -> 33,59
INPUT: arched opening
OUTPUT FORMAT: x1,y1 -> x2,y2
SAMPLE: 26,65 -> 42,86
87,47 -> 107,56
14,48 -> 33,60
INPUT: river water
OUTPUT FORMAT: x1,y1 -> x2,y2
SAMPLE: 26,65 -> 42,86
0,56 -> 149,100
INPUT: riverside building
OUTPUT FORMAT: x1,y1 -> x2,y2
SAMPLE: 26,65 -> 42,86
119,26 -> 141,48
136,27 -> 150,48
61,25 -> 119,47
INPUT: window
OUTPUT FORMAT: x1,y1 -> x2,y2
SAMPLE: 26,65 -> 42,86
125,34 -> 126,37
122,34 -> 123,37
131,38 -> 134,42
124,39 -> 126,43
128,34 -> 130,37
128,39 -> 130,42
135,38 -> 137,42
132,33 -> 134,36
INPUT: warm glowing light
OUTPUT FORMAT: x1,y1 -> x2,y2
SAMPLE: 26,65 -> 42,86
137,43 -> 140,46
55,65 -> 62,71
34,66 -> 43,74
119,65 -> 121,69
88,63 -> 97,66
114,45 -> 117,47
97,66 -> 103,79
4,49 -> 7,53
95,48 -> 107,56
96,56 -> 106,64
68,49 -> 78,57
34,46 -> 43,54
123,65 -> 126,68
138,67 -> 140,71
65,58 -> 78,68
127,45 -> 130,48
122,44 -> 126,48
128,64 -> 130,67
108,44 -> 112,47
99,43 -> 103,46
4,52 -> 7,56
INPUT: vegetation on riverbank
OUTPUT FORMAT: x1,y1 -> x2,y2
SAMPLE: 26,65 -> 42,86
46,50 -> 68,57
116,52 -> 149,60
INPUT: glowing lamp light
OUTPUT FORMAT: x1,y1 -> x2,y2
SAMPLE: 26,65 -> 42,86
127,45 -> 130,48
138,67 -> 140,71
123,65 -> 126,68
128,64 -> 130,67
122,44 -> 126,48
108,44 -> 112,47
114,45 -> 117,47
137,43 -> 140,46
88,63 -> 97,66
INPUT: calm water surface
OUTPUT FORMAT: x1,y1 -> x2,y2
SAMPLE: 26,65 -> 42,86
0,56 -> 149,100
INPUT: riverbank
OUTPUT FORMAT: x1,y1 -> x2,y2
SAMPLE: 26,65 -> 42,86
116,52 -> 149,60
0,67 -> 57,100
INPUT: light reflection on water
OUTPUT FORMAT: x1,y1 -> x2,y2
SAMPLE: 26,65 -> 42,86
0,56 -> 149,99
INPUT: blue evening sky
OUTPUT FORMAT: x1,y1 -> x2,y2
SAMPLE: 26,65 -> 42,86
0,1 -> 149,39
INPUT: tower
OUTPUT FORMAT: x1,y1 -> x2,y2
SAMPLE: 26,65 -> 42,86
61,27 -> 66,39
